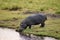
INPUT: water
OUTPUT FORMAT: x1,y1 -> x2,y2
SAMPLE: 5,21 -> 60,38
0,28 -> 57,40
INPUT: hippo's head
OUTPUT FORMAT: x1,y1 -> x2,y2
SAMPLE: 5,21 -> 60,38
16,24 -> 27,33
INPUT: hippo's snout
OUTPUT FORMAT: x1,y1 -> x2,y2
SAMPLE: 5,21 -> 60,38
16,28 -> 24,33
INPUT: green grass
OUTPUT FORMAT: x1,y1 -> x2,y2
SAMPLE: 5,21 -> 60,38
0,10 -> 31,28
0,0 -> 60,13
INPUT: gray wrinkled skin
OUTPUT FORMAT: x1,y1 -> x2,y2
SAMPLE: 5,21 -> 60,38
17,14 -> 47,32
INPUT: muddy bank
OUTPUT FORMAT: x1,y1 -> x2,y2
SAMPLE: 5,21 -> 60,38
46,14 -> 60,18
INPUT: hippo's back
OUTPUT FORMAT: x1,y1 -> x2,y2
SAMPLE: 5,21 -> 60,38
22,14 -> 47,25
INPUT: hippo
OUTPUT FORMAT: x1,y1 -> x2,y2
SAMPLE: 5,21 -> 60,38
17,14 -> 47,32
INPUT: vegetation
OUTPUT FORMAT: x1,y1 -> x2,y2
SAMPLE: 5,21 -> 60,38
0,0 -> 60,40
0,0 -> 60,13
0,10 -> 60,40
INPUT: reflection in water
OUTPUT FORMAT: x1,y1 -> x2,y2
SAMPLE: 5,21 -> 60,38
0,28 -> 57,40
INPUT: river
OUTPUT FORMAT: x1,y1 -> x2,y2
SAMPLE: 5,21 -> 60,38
0,27 -> 57,40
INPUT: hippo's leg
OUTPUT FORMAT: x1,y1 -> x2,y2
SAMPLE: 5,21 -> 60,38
24,26 -> 27,29
29,25 -> 31,29
40,22 -> 45,27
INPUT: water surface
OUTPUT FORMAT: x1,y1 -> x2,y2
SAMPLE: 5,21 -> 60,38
0,28 -> 57,40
